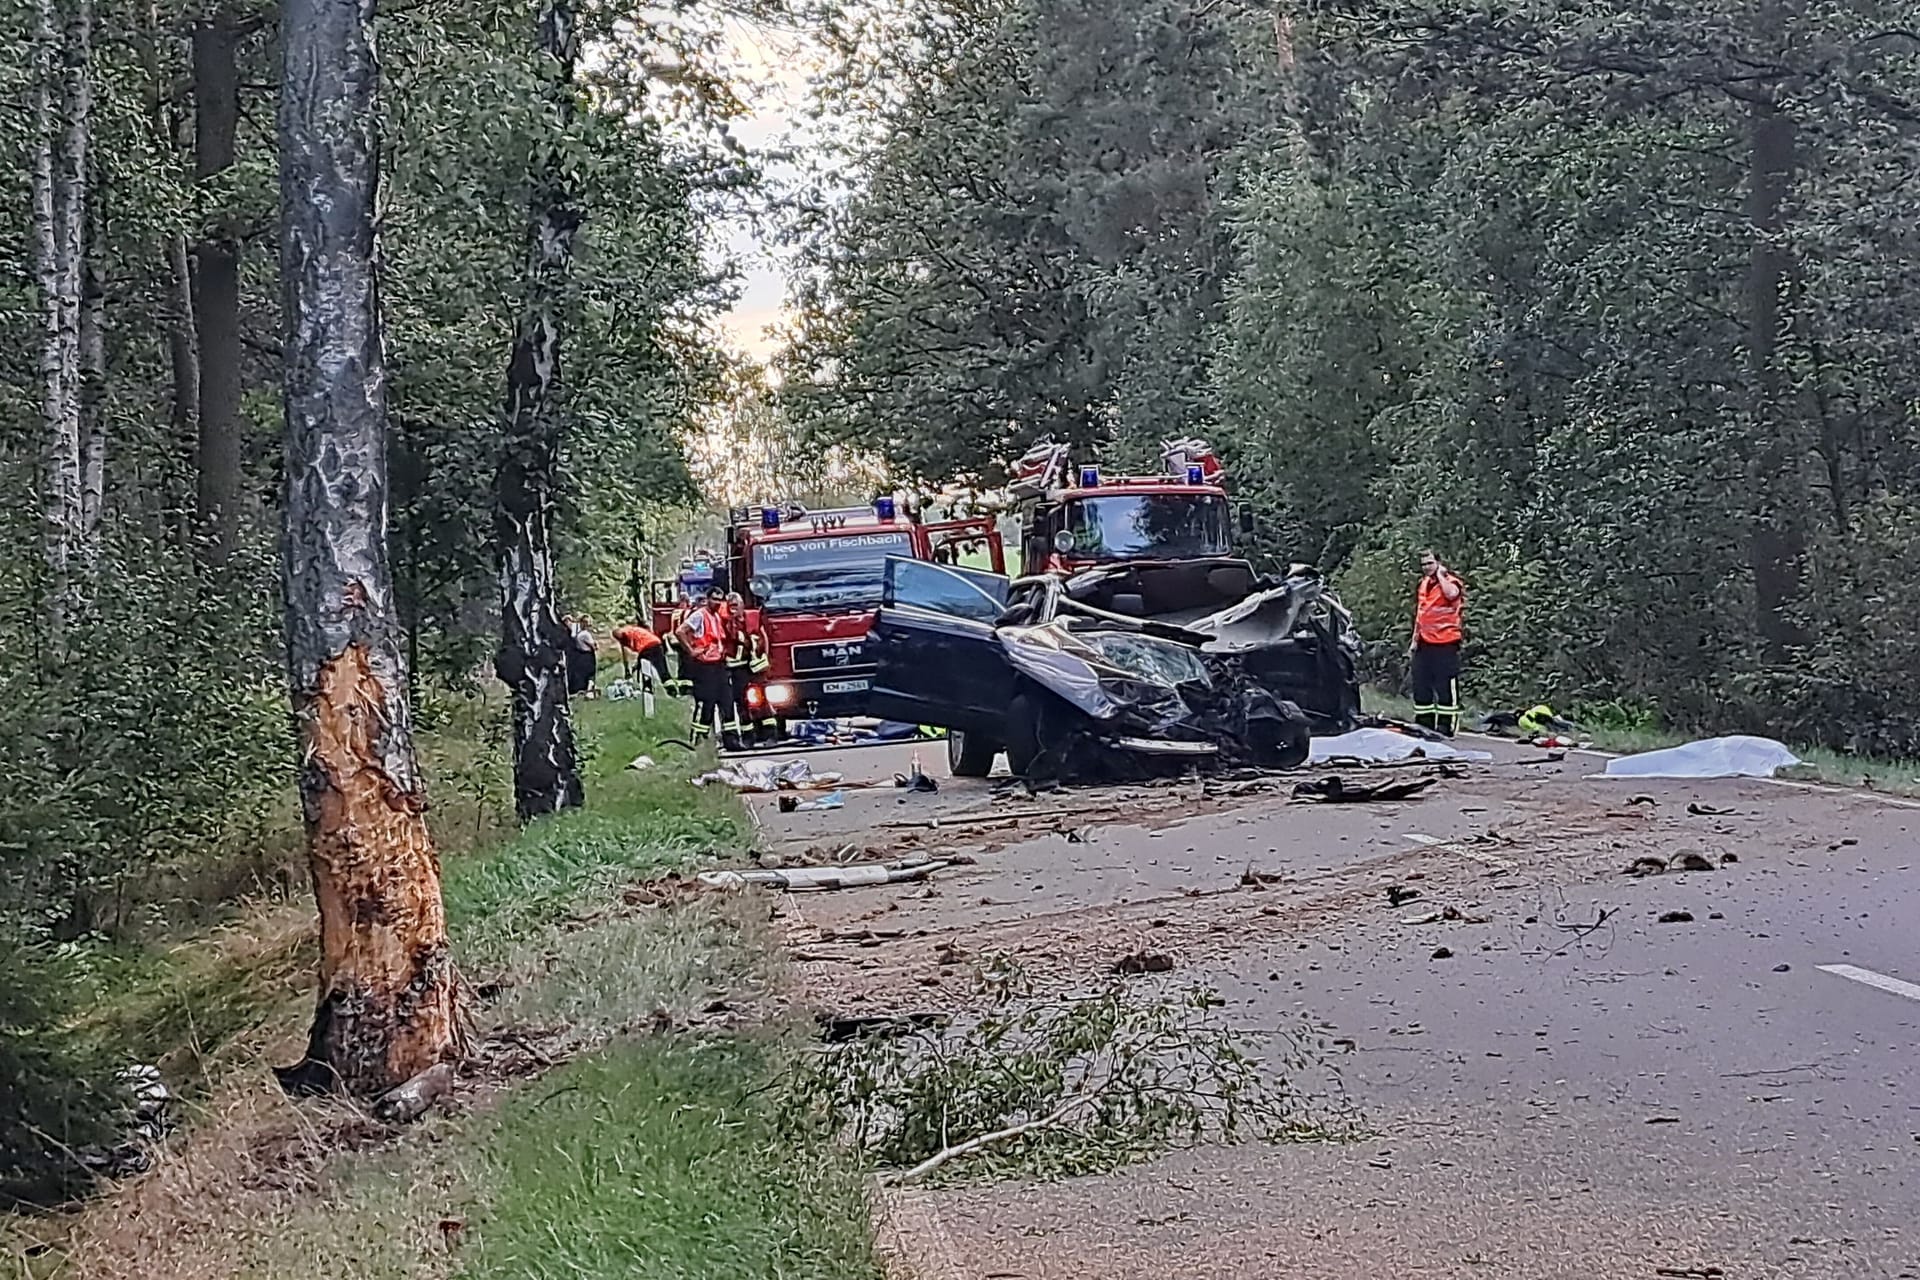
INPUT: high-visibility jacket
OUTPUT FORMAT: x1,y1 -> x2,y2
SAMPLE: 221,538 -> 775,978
1415,573 -> 1465,646
613,625 -> 662,655
681,605 -> 727,664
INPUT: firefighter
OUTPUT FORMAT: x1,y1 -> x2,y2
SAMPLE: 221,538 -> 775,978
722,592 -> 753,752
663,596 -> 694,697
612,621 -> 670,691
746,619 -> 777,745
675,586 -> 731,746
1410,548 -> 1466,737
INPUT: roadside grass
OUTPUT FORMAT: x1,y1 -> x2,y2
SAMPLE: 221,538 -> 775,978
4,694 -> 881,1280
1364,685 -> 1920,795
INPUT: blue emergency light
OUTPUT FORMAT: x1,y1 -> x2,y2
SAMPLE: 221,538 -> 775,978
1079,466 -> 1100,487
1187,464 -> 1204,484
874,496 -> 896,520
760,507 -> 780,530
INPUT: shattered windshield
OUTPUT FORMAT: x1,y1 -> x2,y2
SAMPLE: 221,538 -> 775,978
1064,494 -> 1230,560
1079,631 -> 1210,688
752,532 -> 915,614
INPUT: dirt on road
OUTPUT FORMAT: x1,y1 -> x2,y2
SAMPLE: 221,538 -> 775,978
747,739 -> 1920,1280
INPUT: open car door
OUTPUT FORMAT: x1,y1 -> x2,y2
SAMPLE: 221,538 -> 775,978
923,515 -> 1006,573
863,557 -> 1015,733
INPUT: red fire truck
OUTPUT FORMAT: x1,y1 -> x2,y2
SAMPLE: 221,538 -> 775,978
1006,437 -> 1254,572
654,499 -> 1004,729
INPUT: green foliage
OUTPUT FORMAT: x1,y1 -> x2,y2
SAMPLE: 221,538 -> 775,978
0,935 -> 114,1203
452,1037 -> 880,1280
792,963 -> 1351,1184
783,0 -> 1268,487
444,699 -> 745,972
793,0 -> 1920,751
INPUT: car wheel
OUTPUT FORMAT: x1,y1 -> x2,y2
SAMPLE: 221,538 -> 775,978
1004,691 -> 1043,777
947,727 -> 1000,778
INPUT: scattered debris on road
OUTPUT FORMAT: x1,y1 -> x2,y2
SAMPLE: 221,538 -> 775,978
1403,905 -> 1490,925
1430,946 -> 1454,960
700,857 -> 949,892
1658,910 -> 1696,924
1385,884 -> 1422,907
777,790 -> 846,813
1112,950 -> 1176,974
1292,775 -> 1438,804
696,758 -> 846,792
1687,802 -> 1737,816
1627,856 -> 1668,877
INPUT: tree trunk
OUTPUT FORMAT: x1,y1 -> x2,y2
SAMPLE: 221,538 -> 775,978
192,15 -> 245,565
165,234 -> 200,453
277,0 -> 460,1098
79,170 -> 107,550
493,0 -> 584,821
1742,87 -> 1807,661
32,0 -> 91,633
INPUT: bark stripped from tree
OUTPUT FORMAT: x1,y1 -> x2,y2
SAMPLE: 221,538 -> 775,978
31,0 -> 92,632
192,14 -> 245,565
493,0 -> 584,822
277,0 -> 459,1097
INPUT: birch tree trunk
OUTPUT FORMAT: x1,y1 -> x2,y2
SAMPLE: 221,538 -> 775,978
79,173 -> 107,551
493,0 -> 583,821
277,0 -> 460,1097
31,0 -> 90,631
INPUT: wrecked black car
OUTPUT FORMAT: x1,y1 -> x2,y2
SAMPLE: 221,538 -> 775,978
861,556 -> 1362,782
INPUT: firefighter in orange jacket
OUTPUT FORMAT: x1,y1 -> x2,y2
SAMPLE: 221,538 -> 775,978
1410,549 -> 1465,737
676,587 -> 732,746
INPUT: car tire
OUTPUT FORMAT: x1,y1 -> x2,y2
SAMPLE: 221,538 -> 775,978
947,728 -> 1000,778
1004,691 -> 1044,778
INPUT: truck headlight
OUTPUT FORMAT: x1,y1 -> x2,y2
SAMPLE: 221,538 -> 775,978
765,683 -> 795,707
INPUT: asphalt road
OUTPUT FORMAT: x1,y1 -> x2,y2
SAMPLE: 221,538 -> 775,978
748,737 -> 1920,1280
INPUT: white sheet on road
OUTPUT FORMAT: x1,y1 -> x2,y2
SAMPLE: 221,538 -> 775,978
1602,735 -> 1802,780
1308,728 -> 1493,765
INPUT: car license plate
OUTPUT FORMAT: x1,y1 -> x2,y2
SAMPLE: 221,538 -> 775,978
821,679 -> 869,694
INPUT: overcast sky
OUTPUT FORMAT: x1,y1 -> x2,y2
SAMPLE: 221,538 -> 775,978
707,18 -> 820,362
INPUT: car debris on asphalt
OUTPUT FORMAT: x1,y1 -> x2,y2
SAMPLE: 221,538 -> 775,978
695,758 -> 846,792
699,856 -> 949,892
1292,775 -> 1439,803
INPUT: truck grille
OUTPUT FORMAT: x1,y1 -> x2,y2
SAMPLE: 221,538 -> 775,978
790,639 -> 869,673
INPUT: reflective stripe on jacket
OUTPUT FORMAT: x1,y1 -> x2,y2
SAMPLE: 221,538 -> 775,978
1415,574 -> 1464,646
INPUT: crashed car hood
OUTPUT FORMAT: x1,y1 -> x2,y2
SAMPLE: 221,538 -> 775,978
997,623 -> 1204,729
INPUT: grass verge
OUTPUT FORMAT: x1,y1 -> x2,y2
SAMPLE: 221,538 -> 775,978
4,695 -> 880,1280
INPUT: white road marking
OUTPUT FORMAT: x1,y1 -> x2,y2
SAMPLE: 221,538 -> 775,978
1816,964 -> 1920,1003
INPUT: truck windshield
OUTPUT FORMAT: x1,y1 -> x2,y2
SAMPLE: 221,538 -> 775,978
1065,494 -> 1230,560
751,531 -> 916,613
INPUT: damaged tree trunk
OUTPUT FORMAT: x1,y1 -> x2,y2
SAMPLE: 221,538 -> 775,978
493,0 -> 584,821
276,0 -> 459,1097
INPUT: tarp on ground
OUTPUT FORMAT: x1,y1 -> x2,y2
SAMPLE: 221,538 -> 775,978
1602,735 -> 1802,780
1307,728 -> 1493,765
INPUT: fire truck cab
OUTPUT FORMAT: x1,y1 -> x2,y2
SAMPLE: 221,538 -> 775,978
1009,437 -> 1256,574
720,498 -> 1003,726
